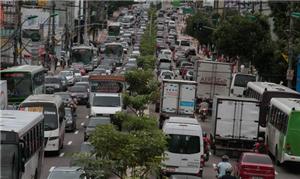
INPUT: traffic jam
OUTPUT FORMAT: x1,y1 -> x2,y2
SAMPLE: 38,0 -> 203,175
1,1 -> 300,179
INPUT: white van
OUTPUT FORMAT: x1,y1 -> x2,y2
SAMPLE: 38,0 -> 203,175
161,117 -> 204,177
230,73 -> 256,97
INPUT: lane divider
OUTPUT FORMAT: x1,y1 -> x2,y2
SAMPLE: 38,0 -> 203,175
74,130 -> 79,134
67,141 -> 72,145
59,152 -> 64,157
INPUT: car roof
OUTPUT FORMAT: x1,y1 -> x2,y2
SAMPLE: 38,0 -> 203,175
52,166 -> 83,172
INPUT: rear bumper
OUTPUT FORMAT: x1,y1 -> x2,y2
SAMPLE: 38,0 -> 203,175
161,168 -> 203,177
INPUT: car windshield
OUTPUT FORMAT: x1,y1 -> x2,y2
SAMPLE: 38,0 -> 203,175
50,171 -> 84,179
69,86 -> 86,92
93,96 -> 120,107
243,155 -> 273,165
181,40 -> 190,46
162,71 -> 173,76
167,134 -> 200,154
60,71 -> 72,76
81,77 -> 89,82
0,144 -> 18,179
160,62 -> 171,69
88,117 -> 111,128
65,108 -> 72,117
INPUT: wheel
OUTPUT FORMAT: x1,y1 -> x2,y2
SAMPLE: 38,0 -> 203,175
34,170 -> 38,179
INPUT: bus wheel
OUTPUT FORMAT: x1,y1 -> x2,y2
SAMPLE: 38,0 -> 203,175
275,146 -> 281,166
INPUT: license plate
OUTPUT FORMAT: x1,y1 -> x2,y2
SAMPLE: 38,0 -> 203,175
165,167 -> 176,172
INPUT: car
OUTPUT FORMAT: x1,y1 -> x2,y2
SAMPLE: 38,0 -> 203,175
183,69 -> 194,81
74,81 -> 90,92
160,49 -> 172,60
93,67 -> 108,75
121,42 -> 129,54
47,166 -> 86,179
68,85 -> 89,105
45,76 -> 65,94
65,107 -> 76,132
131,50 -> 140,58
235,152 -> 275,179
54,92 -> 73,106
59,70 -> 75,86
80,142 -> 95,153
84,116 -> 111,141
72,69 -> 82,82
133,45 -> 140,51
159,70 -> 175,81
157,38 -> 164,44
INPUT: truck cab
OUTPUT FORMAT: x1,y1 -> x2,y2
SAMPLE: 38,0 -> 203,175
89,93 -> 122,117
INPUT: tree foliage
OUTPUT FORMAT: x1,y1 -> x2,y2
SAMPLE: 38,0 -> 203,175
72,115 -> 167,179
185,11 -> 214,45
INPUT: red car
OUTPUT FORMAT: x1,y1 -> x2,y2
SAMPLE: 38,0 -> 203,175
235,152 -> 275,179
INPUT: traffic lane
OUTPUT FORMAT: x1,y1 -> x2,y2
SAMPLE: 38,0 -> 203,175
275,162 -> 300,179
41,105 -> 89,178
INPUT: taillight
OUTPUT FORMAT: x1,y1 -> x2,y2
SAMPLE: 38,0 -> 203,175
286,143 -> 291,151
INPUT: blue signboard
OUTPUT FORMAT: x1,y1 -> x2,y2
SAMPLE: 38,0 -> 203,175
180,101 -> 194,107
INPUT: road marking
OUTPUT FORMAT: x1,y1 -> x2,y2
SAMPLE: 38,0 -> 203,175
59,152 -> 64,157
67,141 -> 72,145
275,171 -> 278,175
209,152 -> 212,156
86,115 -> 89,119
49,166 -> 55,172
81,122 -> 84,126
74,130 -> 79,134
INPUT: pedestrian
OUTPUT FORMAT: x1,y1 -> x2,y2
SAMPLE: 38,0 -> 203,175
216,155 -> 232,179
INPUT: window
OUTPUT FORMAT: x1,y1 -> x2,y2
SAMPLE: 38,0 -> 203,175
269,106 -> 288,134
167,134 -> 200,154
33,71 -> 44,87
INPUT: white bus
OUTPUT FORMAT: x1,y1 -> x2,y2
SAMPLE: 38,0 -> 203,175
266,98 -> 300,164
20,94 -> 65,154
245,82 -> 300,127
0,65 -> 45,105
0,110 -> 44,179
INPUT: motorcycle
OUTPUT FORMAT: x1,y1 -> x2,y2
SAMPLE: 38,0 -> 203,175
199,108 -> 208,122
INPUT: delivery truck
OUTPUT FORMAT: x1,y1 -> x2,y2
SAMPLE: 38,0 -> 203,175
160,79 -> 197,116
211,95 -> 261,155
0,80 -> 7,110
194,60 -> 232,101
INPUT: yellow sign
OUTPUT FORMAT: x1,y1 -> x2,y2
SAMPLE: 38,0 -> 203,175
281,53 -> 288,63
37,0 -> 48,7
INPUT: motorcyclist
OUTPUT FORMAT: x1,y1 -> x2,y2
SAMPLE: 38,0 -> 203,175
254,137 -> 268,154
68,97 -> 78,113
221,167 -> 237,179
199,98 -> 209,120
216,155 -> 232,179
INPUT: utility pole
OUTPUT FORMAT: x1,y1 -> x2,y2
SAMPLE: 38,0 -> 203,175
287,3 -> 294,88
17,1 -> 22,65
50,1 -> 56,72
83,0 -> 88,45
77,0 -> 81,44
13,1 -> 21,66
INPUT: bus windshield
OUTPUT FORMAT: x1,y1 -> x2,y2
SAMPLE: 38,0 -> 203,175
0,144 -> 18,179
71,48 -> 93,65
93,96 -> 121,107
20,103 -> 58,131
234,74 -> 256,87
104,45 -> 123,57
108,25 -> 120,36
1,72 -> 32,98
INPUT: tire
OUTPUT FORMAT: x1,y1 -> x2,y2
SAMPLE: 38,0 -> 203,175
34,170 -> 38,179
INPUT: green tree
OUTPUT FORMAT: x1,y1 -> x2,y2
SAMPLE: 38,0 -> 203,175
72,116 -> 167,179
185,11 -> 214,45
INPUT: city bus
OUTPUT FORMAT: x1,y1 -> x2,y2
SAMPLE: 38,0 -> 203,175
266,98 -> 300,164
71,45 -> 99,71
0,65 -> 45,105
103,42 -> 124,66
19,94 -> 65,154
245,82 -> 300,127
108,22 -> 121,37
0,110 -> 44,179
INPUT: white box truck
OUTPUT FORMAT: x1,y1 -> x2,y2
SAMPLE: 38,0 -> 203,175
160,79 -> 197,116
211,96 -> 260,154
194,60 -> 232,101
0,80 -> 8,110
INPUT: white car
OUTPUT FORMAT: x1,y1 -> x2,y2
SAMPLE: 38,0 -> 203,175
131,50 -> 140,58
160,49 -> 172,60
59,70 -> 75,85
159,70 -> 175,82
